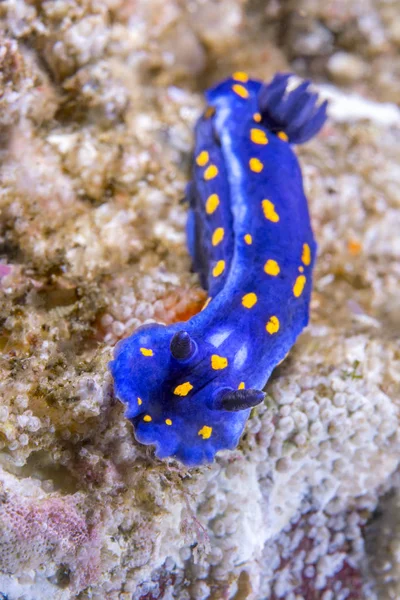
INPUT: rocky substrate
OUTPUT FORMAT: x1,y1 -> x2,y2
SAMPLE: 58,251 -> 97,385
0,1 -> 399,599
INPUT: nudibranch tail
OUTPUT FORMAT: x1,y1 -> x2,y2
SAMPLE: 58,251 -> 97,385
258,72 -> 328,144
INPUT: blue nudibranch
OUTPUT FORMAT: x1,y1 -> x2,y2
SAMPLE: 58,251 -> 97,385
110,72 -> 327,466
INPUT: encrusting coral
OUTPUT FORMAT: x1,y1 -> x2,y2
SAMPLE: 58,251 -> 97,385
0,0 -> 399,599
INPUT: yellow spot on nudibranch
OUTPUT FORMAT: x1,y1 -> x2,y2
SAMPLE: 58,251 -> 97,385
264,259 -> 280,276
302,243 -> 311,266
244,233 -> 252,245
232,84 -> 249,99
165,419 -> 172,426
250,128 -> 268,145
137,397 -> 143,406
262,199 -> 280,222
205,193 -> 219,215
242,292 -> 258,309
140,347 -> 153,357
249,158 -> 264,173
299,266 -> 304,273
238,382 -> 245,389
143,415 -> 152,422
204,164 -> 218,180
211,354 -> 228,370
212,227 -> 224,246
253,113 -> 262,122
201,297 -> 212,311
233,71 -> 249,83
266,316 -> 280,335
196,150 -> 209,167
174,381 -> 193,396
278,131 -> 289,141
293,275 -> 306,297
212,260 -> 225,277
198,425 -> 212,439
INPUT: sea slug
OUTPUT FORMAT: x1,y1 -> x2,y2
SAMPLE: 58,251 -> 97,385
110,72 -> 327,466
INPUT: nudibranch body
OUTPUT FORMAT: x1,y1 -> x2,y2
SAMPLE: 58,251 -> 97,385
110,73 -> 327,466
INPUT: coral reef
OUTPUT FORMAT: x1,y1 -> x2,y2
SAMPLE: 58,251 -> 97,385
0,0 -> 399,599
365,482 -> 400,599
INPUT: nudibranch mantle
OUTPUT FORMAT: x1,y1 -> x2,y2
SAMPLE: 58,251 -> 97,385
110,73 -> 327,466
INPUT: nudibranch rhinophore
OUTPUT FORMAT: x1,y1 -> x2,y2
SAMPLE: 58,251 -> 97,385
110,72 -> 328,466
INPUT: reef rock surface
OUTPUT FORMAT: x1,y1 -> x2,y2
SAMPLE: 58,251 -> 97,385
0,1 -> 399,599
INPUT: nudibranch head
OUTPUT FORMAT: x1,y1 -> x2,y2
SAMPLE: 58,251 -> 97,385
109,323 -> 264,466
